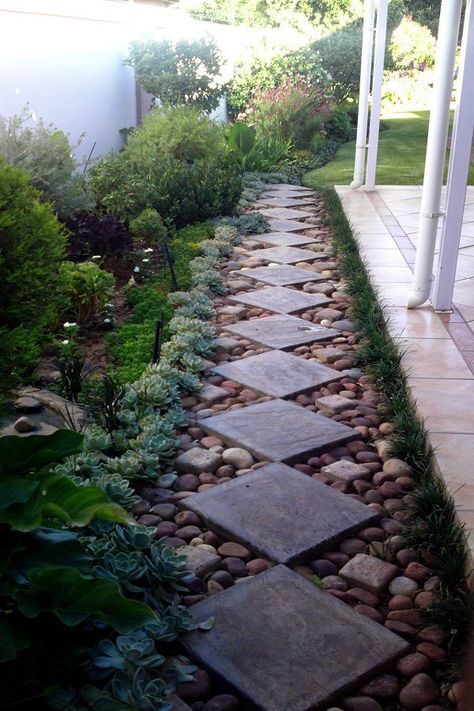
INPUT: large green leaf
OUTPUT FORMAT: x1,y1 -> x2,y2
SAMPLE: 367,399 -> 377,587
12,529 -> 92,580
0,430 -> 84,477
0,618 -> 31,662
0,478 -> 39,511
228,123 -> 256,156
16,567 -> 157,633
0,471 -> 131,531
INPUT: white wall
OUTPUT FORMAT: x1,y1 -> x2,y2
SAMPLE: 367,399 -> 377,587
0,0 -> 307,160
0,7 -> 139,161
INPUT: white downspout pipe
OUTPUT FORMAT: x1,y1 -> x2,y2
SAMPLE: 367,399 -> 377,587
351,0 -> 376,189
365,0 -> 388,192
407,0 -> 463,308
433,0 -> 474,312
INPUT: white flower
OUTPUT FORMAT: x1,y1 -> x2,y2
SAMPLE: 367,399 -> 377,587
103,318 -> 111,323
105,303 -> 114,308
92,255 -> 101,260
142,258 -> 150,263
63,321 -> 77,328
62,339 -> 69,345
133,266 -> 140,273
143,247 -> 154,253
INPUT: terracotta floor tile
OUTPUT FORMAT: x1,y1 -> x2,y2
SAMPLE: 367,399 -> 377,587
360,248 -> 408,267
356,234 -> 399,249
370,266 -> 413,284
445,323 -> 474,351
399,338 -> 473,379
386,307 -> 450,339
409,378 -> 474,433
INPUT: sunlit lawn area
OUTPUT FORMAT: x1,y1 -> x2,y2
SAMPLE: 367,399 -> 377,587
304,109 -> 474,188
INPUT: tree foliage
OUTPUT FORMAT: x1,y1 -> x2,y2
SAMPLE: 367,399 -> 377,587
186,0 -> 353,27
404,0 -> 441,35
126,38 -> 224,112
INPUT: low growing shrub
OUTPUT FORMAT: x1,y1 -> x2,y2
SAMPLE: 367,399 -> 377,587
89,107 -> 242,227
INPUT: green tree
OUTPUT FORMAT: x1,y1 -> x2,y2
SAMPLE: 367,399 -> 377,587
404,0 -> 441,35
126,38 -> 224,112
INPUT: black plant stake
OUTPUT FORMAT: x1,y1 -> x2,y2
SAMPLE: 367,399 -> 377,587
152,312 -> 163,364
162,243 -> 178,291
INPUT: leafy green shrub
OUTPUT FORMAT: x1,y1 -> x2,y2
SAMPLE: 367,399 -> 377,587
323,107 -> 353,143
126,38 -> 224,112
62,260 -> 115,328
219,211 -> 269,234
0,108 -> 90,218
130,208 -> 168,246
0,160 -> 67,396
89,107 -> 242,227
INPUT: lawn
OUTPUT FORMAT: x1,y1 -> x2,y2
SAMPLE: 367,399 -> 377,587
304,109 -> 474,188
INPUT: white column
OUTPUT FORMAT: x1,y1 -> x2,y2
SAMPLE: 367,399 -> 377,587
407,0 -> 463,308
433,0 -> 474,312
365,0 -> 388,192
351,0 -> 376,189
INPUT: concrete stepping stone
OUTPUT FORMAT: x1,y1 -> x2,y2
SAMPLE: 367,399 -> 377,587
264,183 -> 315,192
200,399 -> 359,463
182,463 -> 380,564
228,286 -> 331,314
212,349 -> 342,398
225,314 -> 339,350
183,565 -> 410,711
242,265 -> 323,286
248,232 -> 318,247
268,219 -> 309,232
260,196 -> 314,208
260,207 -> 312,220
251,246 -> 319,264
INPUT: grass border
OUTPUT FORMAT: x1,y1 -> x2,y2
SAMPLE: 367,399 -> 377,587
320,186 -> 472,661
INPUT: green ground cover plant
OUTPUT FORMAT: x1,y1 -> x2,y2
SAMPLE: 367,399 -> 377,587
321,186 -> 472,661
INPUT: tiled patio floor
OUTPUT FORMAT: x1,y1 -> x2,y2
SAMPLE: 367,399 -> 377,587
337,185 -> 474,557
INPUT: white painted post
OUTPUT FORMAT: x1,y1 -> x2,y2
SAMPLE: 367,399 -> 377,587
365,0 -> 388,192
433,0 -> 474,312
351,0 -> 376,189
407,0 -> 463,308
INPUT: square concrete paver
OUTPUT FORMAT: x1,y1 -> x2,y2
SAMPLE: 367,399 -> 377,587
260,197 -> 314,208
249,232 -> 318,247
268,219 -> 309,232
212,349 -> 342,398
225,314 -> 338,349
182,463 -> 380,564
229,286 -> 331,314
184,565 -> 409,711
201,398 -> 359,463
252,246 -> 317,264
261,207 -> 312,220
242,265 -> 322,286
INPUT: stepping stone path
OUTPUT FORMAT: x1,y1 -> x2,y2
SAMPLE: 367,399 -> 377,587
212,349 -> 343,398
251,245 -> 322,264
242,264 -> 324,286
184,566 -> 409,711
139,184 -> 450,709
228,285 -> 331,313
200,399 -> 359,463
225,313 -> 338,349
268,218 -> 309,232
182,463 -> 380,564
247,231 -> 319,246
